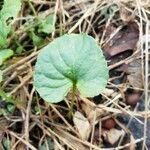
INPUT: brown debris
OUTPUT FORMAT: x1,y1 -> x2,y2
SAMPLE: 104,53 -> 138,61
103,22 -> 139,57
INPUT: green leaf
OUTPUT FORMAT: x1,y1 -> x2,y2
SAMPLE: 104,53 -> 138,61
7,103 -> 15,113
34,33 -> 109,103
47,138 -> 54,150
39,145 -> 46,150
3,138 -> 11,150
16,45 -> 24,54
0,0 -> 22,47
0,70 -> 3,82
38,15 -> 55,34
0,20 -> 10,47
29,31 -> 44,47
0,0 -> 22,21
0,49 -> 14,65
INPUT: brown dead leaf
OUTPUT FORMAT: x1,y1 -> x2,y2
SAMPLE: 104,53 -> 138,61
81,98 -> 105,123
104,22 -> 139,57
73,111 -> 91,140
127,59 -> 143,88
102,128 -> 125,145
116,58 -> 143,88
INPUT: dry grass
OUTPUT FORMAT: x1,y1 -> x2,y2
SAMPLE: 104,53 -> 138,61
0,0 -> 150,149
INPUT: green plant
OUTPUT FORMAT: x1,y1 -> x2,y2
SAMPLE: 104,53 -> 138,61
0,0 -> 22,47
34,33 -> 109,103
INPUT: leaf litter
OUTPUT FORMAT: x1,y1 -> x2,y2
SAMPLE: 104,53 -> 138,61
0,0 -> 149,149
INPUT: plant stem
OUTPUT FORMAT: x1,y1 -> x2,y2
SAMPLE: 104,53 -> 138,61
27,0 -> 37,16
69,83 -> 76,118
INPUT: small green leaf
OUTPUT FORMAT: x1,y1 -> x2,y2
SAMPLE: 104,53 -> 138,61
29,31 -> 44,46
3,138 -> 11,150
38,15 -> 55,34
34,34 -> 109,103
7,103 -> 15,113
16,45 -> 24,54
0,49 -> 14,65
0,0 -> 22,47
0,20 -> 10,47
39,145 -> 46,150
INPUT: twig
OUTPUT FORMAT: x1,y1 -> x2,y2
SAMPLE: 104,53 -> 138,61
24,88 -> 35,150
8,131 -> 37,150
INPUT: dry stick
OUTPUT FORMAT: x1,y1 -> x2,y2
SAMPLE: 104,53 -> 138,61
18,76 -> 30,99
49,104 -> 77,134
84,19 -> 98,40
11,134 -> 26,150
11,124 -> 39,150
81,97 -> 150,118
86,0 -> 106,34
59,0 -> 66,25
103,138 -> 144,150
52,0 -> 59,38
100,14 -> 114,44
104,93 -> 122,106
10,74 -> 32,94
54,138 -> 65,150
2,71 -> 17,88
101,23 -> 122,46
142,20 -> 149,150
24,88 -> 35,150
2,51 -> 39,76
52,127 -> 102,150
90,110 -> 96,150
31,0 -> 52,5
8,131 -> 37,150
101,93 -> 144,125
68,6 -> 94,33
108,52 -> 141,70
37,123 -> 77,150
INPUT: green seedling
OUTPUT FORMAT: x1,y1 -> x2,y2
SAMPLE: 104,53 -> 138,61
34,33 -> 109,113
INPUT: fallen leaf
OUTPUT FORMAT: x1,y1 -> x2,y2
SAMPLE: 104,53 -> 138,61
73,111 -> 91,140
104,22 -> 139,57
81,98 -> 105,123
127,59 -> 143,88
116,58 -> 143,88
102,128 -> 125,145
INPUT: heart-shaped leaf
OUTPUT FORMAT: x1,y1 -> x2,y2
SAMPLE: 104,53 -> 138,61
34,33 -> 108,103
